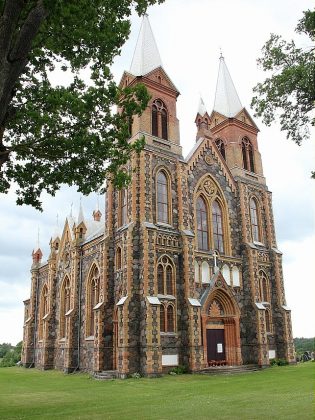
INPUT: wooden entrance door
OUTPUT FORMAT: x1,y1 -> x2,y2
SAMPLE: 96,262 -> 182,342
207,329 -> 225,361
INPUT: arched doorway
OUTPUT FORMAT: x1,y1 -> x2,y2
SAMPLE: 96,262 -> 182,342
201,288 -> 242,366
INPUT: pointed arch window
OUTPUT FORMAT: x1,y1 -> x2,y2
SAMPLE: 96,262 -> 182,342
196,196 -> 209,251
160,305 -> 165,332
60,277 -> 71,339
250,197 -> 260,243
87,266 -> 100,337
116,247 -> 122,270
241,137 -> 255,172
119,189 -> 127,227
212,200 -> 224,253
152,99 -> 168,140
156,256 -> 175,296
167,305 -> 175,332
215,139 -> 226,160
157,170 -> 169,224
39,285 -> 49,340
265,309 -> 272,333
259,271 -> 270,302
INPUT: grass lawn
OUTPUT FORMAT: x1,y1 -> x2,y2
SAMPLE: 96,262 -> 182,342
0,363 -> 313,419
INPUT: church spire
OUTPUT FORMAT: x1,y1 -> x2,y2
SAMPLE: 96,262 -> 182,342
213,54 -> 243,118
129,14 -> 162,76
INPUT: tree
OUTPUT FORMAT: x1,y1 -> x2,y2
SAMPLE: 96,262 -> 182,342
0,0 -> 163,209
251,10 -> 315,177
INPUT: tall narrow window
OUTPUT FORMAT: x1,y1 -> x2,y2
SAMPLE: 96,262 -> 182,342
157,264 -> 164,294
161,109 -> 168,140
152,104 -> 158,136
88,266 -> 100,337
196,196 -> 209,251
60,277 -> 70,339
119,189 -> 127,226
167,305 -> 174,332
215,139 -> 226,160
39,285 -> 48,340
160,305 -> 165,332
212,200 -> 224,253
250,198 -> 260,242
166,265 -> 173,295
265,310 -> 271,333
157,171 -> 169,224
259,271 -> 270,302
242,137 -> 255,172
152,99 -> 168,140
116,247 -> 122,270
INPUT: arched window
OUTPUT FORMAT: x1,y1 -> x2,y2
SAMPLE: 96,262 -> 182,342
119,189 -> 127,227
166,265 -> 173,295
161,109 -> 168,140
201,261 -> 210,284
232,266 -> 240,287
167,305 -> 175,332
265,309 -> 271,333
156,256 -> 175,296
87,266 -> 100,337
60,277 -> 71,339
116,247 -> 122,270
39,285 -> 49,340
259,271 -> 270,302
250,198 -> 260,243
194,260 -> 200,283
151,99 -> 168,140
241,137 -> 255,172
215,139 -> 226,160
157,264 -> 164,294
152,103 -> 158,136
160,305 -> 165,332
222,264 -> 230,285
157,170 -> 169,224
196,196 -> 209,251
212,200 -> 224,253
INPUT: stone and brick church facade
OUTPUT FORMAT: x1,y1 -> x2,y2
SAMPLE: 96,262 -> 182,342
22,16 -> 295,376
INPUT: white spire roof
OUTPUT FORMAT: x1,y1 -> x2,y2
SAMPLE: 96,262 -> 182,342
130,14 -> 162,76
213,55 -> 243,118
77,199 -> 85,226
198,97 -> 207,116
52,214 -> 61,240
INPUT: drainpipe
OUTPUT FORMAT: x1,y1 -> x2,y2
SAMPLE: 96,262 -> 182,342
75,248 -> 83,371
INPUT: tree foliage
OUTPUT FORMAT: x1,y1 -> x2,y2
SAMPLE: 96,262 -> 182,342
251,10 -> 315,176
0,341 -> 22,366
0,0 -> 163,209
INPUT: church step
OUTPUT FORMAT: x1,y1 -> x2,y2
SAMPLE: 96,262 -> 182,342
93,370 -> 118,380
197,364 -> 260,375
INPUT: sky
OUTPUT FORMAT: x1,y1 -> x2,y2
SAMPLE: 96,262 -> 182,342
0,0 -> 314,345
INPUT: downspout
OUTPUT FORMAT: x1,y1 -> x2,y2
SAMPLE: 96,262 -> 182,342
75,248 -> 83,371
31,270 -> 40,368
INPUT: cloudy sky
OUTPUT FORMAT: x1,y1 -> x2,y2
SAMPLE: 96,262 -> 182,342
0,0 -> 314,345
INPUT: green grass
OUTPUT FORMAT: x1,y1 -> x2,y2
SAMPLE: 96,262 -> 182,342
0,363 -> 314,419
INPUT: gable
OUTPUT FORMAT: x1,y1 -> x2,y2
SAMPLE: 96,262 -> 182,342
234,108 -> 259,131
143,66 -> 180,95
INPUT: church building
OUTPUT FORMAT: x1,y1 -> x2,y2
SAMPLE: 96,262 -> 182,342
22,15 -> 295,376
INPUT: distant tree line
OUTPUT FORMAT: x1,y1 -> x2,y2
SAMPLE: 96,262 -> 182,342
0,341 -> 22,367
294,337 -> 315,355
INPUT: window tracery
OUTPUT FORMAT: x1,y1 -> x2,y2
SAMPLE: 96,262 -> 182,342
241,137 -> 255,172
59,276 -> 71,339
259,270 -> 270,302
196,196 -> 209,251
86,266 -> 100,337
212,200 -> 224,253
156,256 -> 175,296
160,303 -> 175,333
151,99 -> 168,140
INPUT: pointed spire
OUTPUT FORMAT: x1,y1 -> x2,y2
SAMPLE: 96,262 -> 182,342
198,97 -> 207,116
130,14 -> 162,76
77,197 -> 85,226
213,54 -> 243,118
